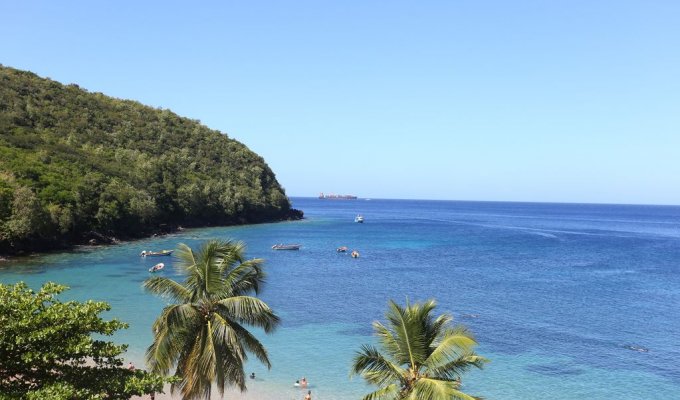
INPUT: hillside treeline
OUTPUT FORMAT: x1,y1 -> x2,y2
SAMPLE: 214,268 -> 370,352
0,65 -> 299,254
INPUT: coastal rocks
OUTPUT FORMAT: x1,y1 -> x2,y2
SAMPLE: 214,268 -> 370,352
1,211 -> 304,256
286,208 -> 304,221
83,232 -> 119,246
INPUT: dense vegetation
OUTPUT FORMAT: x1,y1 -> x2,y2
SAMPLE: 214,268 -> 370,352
0,65 -> 300,254
0,282 -> 168,399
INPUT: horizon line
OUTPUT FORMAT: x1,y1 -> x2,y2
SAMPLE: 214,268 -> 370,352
287,196 -> 680,208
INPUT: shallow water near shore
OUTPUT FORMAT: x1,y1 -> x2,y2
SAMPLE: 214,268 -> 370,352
2,198 -> 680,399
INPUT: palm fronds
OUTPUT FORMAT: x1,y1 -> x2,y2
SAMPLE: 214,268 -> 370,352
144,239 -> 279,400
352,299 -> 488,400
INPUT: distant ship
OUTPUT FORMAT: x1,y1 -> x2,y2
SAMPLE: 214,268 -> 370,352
318,192 -> 357,200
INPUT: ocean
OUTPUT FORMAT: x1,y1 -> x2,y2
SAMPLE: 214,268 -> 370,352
1,198 -> 679,399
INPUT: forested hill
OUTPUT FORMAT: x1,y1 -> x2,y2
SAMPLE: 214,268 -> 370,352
0,65 -> 300,255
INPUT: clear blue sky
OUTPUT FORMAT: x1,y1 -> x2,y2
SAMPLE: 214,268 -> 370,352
2,1 -> 679,204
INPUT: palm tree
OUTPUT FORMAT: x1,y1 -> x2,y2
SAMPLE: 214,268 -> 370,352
143,239 -> 280,400
351,299 -> 488,400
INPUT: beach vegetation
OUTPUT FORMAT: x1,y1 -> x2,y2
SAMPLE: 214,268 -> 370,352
0,281 -> 166,399
351,299 -> 488,400
143,239 -> 279,400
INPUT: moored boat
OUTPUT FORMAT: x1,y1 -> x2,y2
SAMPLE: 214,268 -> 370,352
337,246 -> 348,252
272,244 -> 301,250
140,250 -> 173,257
148,262 -> 165,272
354,215 -> 364,223
351,250 -> 360,258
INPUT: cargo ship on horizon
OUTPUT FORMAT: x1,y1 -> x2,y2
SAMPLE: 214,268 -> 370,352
319,192 -> 358,200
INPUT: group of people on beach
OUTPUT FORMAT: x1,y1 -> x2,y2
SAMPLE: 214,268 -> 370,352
294,377 -> 311,399
247,373 -> 311,399
130,365 -> 312,399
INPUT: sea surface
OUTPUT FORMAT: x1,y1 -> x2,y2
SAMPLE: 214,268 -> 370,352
2,198 -> 680,399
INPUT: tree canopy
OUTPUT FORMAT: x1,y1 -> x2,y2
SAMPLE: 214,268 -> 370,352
0,281 -> 167,399
0,65 -> 300,254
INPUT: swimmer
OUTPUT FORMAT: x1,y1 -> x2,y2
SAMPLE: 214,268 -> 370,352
304,390 -> 312,400
250,372 -> 256,379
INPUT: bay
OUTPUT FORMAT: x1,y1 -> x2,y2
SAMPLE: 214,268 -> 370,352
2,198 -> 679,399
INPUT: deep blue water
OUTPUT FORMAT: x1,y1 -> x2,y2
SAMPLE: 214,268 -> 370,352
2,198 -> 679,399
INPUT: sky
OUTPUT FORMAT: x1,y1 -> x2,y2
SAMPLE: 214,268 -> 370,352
1,1 -> 679,204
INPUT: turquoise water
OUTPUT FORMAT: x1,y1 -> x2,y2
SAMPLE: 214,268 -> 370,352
2,198 -> 680,399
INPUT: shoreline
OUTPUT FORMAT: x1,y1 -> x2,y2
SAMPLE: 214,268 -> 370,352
0,209 -> 304,259
132,382 -> 328,400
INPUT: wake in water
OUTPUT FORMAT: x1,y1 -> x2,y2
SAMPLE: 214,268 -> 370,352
623,344 -> 649,353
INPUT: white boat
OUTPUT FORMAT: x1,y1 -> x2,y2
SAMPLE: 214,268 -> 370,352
355,215 -> 364,223
149,263 -> 165,272
140,250 -> 173,257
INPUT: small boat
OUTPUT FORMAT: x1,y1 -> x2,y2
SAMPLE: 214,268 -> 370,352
337,246 -> 348,253
624,344 -> 649,353
272,244 -> 301,250
355,215 -> 364,223
351,250 -> 360,258
148,263 -> 165,272
140,250 -> 173,257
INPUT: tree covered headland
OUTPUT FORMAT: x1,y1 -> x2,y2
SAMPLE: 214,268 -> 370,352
0,65 -> 301,254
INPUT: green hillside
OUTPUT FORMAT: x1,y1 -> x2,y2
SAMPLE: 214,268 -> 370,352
0,65 -> 300,254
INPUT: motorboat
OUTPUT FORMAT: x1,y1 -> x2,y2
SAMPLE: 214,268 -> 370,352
351,250 -> 360,258
354,215 -> 364,223
272,244 -> 301,250
337,246 -> 348,252
148,263 -> 165,272
140,250 -> 173,257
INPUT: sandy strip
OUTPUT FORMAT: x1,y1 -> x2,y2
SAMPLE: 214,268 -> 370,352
132,383 -> 322,400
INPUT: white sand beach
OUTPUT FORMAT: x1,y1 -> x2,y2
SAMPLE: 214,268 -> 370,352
133,383 -> 336,400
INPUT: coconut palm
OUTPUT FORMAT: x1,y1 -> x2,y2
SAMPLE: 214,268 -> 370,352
143,239 -> 279,400
351,299 -> 488,400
